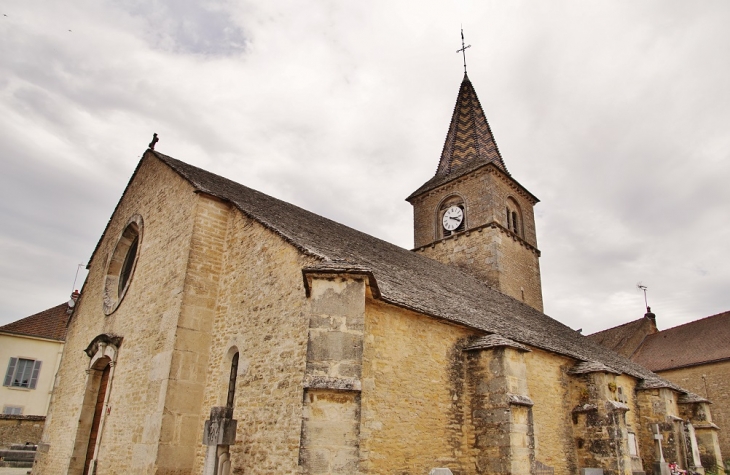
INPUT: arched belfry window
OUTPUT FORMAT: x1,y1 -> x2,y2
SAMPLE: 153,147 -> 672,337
505,197 -> 523,237
438,195 -> 466,238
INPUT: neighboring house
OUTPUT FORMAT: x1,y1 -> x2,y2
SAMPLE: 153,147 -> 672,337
590,310 -> 730,470
0,302 -> 71,416
35,74 -> 723,475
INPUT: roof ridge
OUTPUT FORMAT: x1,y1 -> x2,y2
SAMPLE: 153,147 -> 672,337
655,310 -> 730,333
587,317 -> 645,337
106,150 -> 686,393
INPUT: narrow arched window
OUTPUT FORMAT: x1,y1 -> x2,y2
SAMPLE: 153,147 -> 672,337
226,352 -> 239,408
506,197 -> 523,238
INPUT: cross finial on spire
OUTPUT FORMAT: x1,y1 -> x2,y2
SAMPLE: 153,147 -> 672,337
456,27 -> 471,74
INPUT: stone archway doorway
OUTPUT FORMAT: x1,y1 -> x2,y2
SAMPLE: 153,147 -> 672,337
83,362 -> 111,475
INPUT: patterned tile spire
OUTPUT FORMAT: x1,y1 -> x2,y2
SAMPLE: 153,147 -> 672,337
436,73 -> 508,177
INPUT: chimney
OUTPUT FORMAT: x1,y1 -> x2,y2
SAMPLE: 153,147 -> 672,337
644,306 -> 658,333
67,289 -> 80,315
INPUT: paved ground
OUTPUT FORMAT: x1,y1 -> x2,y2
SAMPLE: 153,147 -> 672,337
0,468 -> 31,475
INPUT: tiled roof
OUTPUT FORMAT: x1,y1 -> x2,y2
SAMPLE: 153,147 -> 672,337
587,317 -> 655,357
632,311 -> 730,371
144,150 -> 683,389
0,304 -> 70,341
408,74 -> 521,201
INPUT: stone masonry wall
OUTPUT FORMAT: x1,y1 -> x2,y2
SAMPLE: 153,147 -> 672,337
524,349 -> 575,475
156,193 -> 232,474
299,276 -> 366,474
659,360 -> 730,464
34,155 -> 199,475
416,228 -> 543,312
411,165 -> 543,311
360,298 -> 475,475
194,211 -> 315,475
0,415 -> 45,447
465,346 -> 534,475
411,165 -> 537,249
635,388 -> 684,475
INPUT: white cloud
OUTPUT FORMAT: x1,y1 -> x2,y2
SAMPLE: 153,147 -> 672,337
1,0 -> 729,336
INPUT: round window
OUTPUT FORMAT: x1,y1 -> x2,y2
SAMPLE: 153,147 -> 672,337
103,215 -> 143,315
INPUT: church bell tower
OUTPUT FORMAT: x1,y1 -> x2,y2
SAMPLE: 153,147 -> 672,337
407,73 -> 544,311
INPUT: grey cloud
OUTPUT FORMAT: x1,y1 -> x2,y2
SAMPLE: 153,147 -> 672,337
117,0 -> 248,55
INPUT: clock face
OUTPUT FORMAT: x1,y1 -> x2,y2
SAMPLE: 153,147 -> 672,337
442,206 -> 464,231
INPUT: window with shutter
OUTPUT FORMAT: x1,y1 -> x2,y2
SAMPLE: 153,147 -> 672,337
3,357 -> 17,386
3,357 -> 42,389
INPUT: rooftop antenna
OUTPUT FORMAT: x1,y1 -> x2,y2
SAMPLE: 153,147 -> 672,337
637,283 -> 649,312
71,263 -> 85,294
456,26 -> 471,75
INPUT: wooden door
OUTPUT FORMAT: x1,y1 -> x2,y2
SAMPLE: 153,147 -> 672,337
83,365 -> 110,475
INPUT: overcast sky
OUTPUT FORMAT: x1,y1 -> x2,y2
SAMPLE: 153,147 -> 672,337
1,1 -> 728,334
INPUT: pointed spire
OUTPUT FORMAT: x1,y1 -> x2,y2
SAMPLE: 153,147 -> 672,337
436,74 -> 508,177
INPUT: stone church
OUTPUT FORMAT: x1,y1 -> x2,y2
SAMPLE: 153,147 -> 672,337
34,74 -> 723,475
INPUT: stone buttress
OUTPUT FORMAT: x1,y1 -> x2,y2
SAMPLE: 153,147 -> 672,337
464,335 -> 535,475
299,272 -> 366,474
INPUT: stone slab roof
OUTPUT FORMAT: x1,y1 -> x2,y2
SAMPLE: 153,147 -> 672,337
0,304 -> 70,341
147,150 -> 684,390
568,361 -> 621,375
632,311 -> 730,371
408,74 -> 526,202
463,334 -> 531,352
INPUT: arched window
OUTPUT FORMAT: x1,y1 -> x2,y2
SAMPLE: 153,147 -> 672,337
227,352 -> 239,409
505,197 -> 523,237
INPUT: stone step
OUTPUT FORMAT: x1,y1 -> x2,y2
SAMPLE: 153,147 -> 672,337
0,460 -> 33,468
0,449 -> 36,462
9,444 -> 37,452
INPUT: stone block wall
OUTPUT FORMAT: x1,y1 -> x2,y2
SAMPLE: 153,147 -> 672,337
411,165 -> 537,249
410,165 -> 543,312
660,360 -> 730,464
465,346 -> 534,475
636,388 -> 685,475
415,226 -> 543,311
568,371 -> 635,475
360,300 -> 475,475
524,350 -> 575,474
0,415 -> 44,447
156,192 -> 232,473
34,155 -> 201,475
299,275 -> 366,474
195,211 -> 315,475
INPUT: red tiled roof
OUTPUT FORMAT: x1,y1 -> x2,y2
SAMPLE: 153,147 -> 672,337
0,304 -> 70,341
587,316 -> 657,358
632,311 -> 730,371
